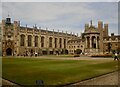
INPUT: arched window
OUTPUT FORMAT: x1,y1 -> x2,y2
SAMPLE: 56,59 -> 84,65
41,36 -> 44,47
55,38 -> 57,48
28,35 -> 32,47
20,34 -> 25,46
49,37 -> 52,48
35,36 -> 38,47
59,38 -> 62,48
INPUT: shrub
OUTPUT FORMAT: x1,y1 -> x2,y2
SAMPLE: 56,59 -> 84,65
74,54 -> 80,57
91,54 -> 112,57
75,49 -> 82,54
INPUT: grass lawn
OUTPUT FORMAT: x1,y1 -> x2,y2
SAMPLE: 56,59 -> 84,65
2,57 -> 118,85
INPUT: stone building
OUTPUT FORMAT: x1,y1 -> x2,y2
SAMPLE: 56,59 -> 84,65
68,20 -> 110,55
103,33 -> 120,53
82,20 -> 109,55
1,17 -> 78,56
1,17 -> 119,56
0,23 -> 1,55
67,38 -> 84,54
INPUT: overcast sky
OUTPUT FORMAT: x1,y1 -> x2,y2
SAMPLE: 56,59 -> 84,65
1,1 -> 118,36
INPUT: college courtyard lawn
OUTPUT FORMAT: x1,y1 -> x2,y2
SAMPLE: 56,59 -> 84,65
2,56 -> 118,86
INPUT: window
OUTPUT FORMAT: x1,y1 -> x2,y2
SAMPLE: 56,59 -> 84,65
49,37 -> 52,48
55,38 -> 57,48
28,35 -> 32,47
20,34 -> 25,46
59,38 -> 62,48
41,36 -> 44,47
35,36 -> 38,47
64,39 -> 66,48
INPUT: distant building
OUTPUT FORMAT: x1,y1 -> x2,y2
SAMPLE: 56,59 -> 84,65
67,38 -> 84,54
103,33 -> 120,53
82,20 -> 109,55
67,20 -> 120,55
1,17 -> 119,56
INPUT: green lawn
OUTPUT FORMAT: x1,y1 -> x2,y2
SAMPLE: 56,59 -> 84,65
2,58 -> 118,85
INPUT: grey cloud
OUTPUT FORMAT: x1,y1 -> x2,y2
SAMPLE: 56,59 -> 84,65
2,2 -> 118,35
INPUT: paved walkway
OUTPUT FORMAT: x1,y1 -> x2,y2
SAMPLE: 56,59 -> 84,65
2,79 -> 21,86
7,55 -> 114,61
71,71 -> 118,85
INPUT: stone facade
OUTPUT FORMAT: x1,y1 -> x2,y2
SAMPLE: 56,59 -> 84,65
67,38 -> 84,54
68,20 -> 109,55
1,17 -> 120,56
1,17 -> 78,56
82,21 -> 109,55
0,23 -> 1,55
103,33 -> 120,54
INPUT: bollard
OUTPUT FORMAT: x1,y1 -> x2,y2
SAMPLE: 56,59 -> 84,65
36,80 -> 44,86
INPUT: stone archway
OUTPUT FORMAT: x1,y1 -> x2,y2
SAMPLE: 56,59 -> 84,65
6,48 -> 12,56
92,36 -> 96,48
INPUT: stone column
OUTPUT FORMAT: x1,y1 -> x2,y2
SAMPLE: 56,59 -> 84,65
25,34 -> 27,47
53,37 -> 55,48
32,35 -> 34,47
90,36 -> 92,48
38,35 -> 40,48
96,36 -> 98,48
62,38 -> 64,49
86,37 -> 88,48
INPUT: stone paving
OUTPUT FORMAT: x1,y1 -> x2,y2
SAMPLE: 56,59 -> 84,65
72,71 -> 118,85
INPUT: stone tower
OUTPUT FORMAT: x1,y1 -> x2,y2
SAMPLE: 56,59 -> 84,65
103,24 -> 108,37
98,21 -> 104,54
2,17 -> 20,56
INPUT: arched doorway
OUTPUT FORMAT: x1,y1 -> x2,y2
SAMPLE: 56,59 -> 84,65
6,48 -> 12,56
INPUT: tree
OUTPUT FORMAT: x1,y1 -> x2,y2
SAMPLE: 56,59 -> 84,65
75,49 -> 82,54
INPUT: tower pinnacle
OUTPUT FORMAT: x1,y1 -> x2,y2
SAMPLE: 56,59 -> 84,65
90,20 -> 92,26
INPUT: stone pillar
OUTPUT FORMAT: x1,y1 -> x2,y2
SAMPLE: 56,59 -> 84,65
37,35 -> 40,49
32,35 -> 34,47
96,36 -> 98,48
25,35 -> 27,47
86,37 -> 87,48
53,37 -> 55,48
62,38 -> 64,49
90,36 -> 92,48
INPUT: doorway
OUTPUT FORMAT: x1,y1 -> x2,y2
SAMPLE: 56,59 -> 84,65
6,48 -> 12,56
